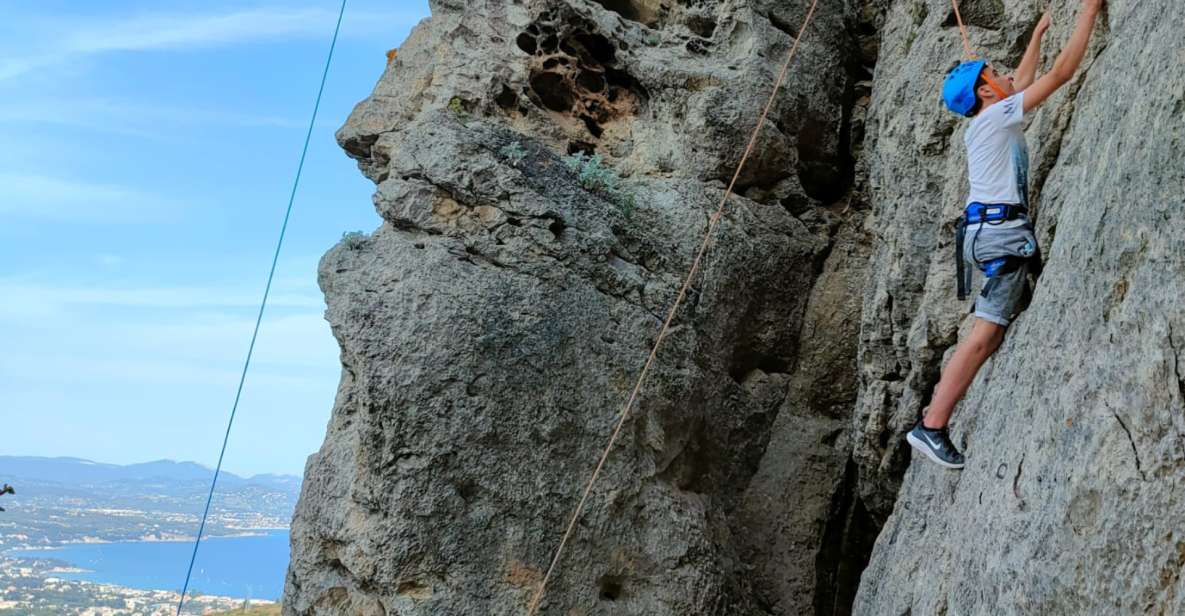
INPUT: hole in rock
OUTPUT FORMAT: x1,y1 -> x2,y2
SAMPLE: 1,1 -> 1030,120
548,218 -> 567,240
577,70 -> 606,92
567,141 -> 596,155
571,33 -> 617,64
598,575 -> 624,601
581,115 -> 605,138
685,13 -> 717,38
515,33 -> 537,54
494,85 -> 518,111
520,14 -> 647,145
530,72 -> 574,112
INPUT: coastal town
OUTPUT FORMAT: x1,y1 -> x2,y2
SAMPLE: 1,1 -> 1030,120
0,457 -> 299,615
0,553 -> 277,615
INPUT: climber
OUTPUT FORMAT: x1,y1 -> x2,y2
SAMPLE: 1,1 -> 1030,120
907,0 -> 1105,469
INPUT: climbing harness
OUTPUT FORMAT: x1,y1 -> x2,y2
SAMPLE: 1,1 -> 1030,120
955,203 -> 1041,301
955,203 -> 1027,300
963,203 -> 1028,224
523,1 -> 822,614
174,1 -> 348,614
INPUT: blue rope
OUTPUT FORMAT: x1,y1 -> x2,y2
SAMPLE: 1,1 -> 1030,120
175,1 -> 348,613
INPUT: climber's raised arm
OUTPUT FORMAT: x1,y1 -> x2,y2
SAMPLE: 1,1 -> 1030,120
1022,0 -> 1103,113
1013,13 -> 1050,90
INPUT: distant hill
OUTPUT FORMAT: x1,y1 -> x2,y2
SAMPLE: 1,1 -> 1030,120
0,456 -> 298,492
0,456 -> 302,548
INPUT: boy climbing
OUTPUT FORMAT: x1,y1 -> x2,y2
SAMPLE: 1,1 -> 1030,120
907,0 -> 1105,469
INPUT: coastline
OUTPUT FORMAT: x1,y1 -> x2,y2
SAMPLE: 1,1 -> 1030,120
3,529 -> 291,605
5,526 -> 286,552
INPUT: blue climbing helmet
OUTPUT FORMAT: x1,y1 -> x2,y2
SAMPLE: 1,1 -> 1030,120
943,59 -> 987,116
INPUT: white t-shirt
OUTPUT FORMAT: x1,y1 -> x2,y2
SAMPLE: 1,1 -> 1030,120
964,92 -> 1030,209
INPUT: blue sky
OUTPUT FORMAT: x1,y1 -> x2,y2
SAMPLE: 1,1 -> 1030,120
1,0 -> 431,476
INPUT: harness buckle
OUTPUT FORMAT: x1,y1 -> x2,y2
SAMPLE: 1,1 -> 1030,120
965,202 -> 1027,225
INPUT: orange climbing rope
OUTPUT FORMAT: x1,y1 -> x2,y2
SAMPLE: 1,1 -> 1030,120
951,0 -> 976,59
523,1 -> 822,614
949,0 -> 1010,99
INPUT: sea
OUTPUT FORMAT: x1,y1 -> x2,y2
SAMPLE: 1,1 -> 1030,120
11,530 -> 290,601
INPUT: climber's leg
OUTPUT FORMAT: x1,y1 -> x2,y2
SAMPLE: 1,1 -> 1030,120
924,318 -> 1006,429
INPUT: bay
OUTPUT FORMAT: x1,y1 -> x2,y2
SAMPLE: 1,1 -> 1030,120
12,530 -> 290,600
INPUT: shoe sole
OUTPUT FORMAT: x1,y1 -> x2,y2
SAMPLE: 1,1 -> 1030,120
906,432 -> 965,470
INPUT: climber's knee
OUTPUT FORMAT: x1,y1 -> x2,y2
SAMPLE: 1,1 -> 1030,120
967,319 -> 1006,359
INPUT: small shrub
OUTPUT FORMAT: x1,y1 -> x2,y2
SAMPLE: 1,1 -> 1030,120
448,96 -> 466,116
500,142 -> 528,167
562,153 -> 637,217
341,230 -> 369,250
617,192 -> 637,217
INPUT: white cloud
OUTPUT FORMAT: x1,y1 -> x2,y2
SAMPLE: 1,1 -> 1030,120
0,5 -> 426,83
0,278 -> 324,318
65,8 -> 334,53
0,277 -> 336,386
0,99 -> 303,137
0,172 -> 186,224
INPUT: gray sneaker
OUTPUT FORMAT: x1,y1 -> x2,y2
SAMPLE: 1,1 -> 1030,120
906,423 -> 965,469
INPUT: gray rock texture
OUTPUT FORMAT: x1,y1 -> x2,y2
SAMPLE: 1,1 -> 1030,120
852,0 -> 1185,614
285,0 -> 1185,612
284,0 -> 880,614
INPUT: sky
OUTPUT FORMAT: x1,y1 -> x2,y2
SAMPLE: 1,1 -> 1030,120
0,0 -> 432,476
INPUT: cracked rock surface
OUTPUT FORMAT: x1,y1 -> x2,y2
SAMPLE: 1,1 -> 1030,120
852,0 -> 1185,613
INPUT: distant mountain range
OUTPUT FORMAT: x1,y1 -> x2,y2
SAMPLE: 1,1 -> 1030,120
0,456 -> 300,492
0,457 -> 302,548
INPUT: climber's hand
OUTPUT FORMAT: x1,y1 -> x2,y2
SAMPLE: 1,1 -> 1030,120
1083,0 -> 1104,15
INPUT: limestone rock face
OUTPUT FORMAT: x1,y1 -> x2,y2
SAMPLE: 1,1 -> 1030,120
284,0 -> 879,614
285,0 -> 1185,611
852,0 -> 1185,613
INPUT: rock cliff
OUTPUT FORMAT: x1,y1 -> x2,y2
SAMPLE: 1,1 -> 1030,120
283,0 -> 1185,614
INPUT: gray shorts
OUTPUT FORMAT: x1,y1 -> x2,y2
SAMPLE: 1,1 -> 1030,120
962,220 -> 1038,327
